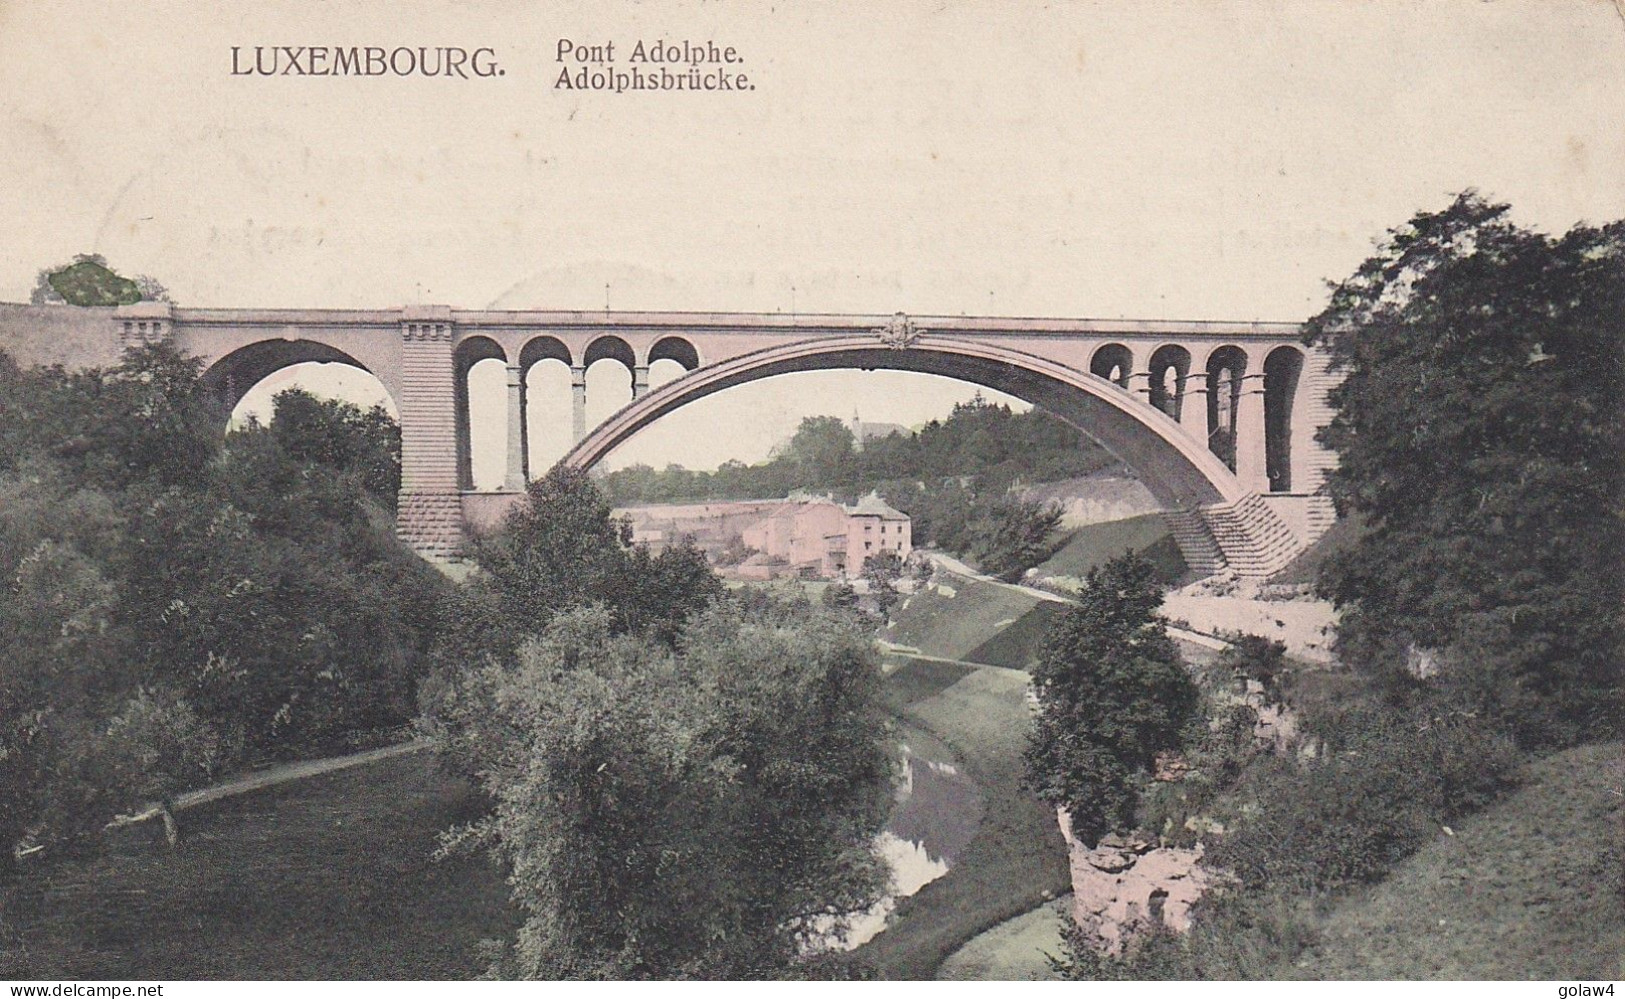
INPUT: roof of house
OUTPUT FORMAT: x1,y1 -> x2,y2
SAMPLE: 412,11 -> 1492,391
845,491 -> 909,520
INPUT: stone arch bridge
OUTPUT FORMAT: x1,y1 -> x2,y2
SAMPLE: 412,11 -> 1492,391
0,302 -> 1339,577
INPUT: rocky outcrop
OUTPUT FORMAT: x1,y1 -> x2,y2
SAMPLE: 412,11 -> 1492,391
1017,476 -> 1162,529
1056,811 -> 1216,954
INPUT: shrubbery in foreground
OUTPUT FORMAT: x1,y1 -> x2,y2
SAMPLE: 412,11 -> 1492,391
1,346 -> 445,864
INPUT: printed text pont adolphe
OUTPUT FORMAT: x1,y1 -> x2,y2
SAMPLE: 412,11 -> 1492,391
555,38 -> 754,93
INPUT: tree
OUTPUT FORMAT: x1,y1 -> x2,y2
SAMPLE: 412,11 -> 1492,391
265,388 -> 401,505
967,495 -> 1064,582
30,255 -> 168,307
440,604 -> 894,979
469,466 -> 721,643
782,415 -> 857,486
47,344 -> 218,493
1306,192 -> 1624,744
1023,552 -> 1198,845
0,341 -> 449,867
860,548 -> 903,617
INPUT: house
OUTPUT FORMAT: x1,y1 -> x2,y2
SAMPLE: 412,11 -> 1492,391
617,491 -> 912,580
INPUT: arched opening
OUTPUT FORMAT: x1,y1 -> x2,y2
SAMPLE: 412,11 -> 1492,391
1263,345 -> 1303,492
454,336 -> 508,491
647,336 -> 700,372
583,335 -> 636,430
647,336 -> 701,395
519,335 -> 572,371
228,361 -> 395,429
520,336 -> 574,477
583,335 -> 636,372
1205,345 -> 1248,472
1090,343 -> 1134,388
1146,345 -> 1191,420
202,340 -> 394,424
565,336 -> 1247,511
648,358 -> 689,392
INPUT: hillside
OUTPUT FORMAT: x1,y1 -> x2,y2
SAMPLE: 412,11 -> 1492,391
1028,513 -> 1187,590
884,513 -> 1189,672
1301,741 -> 1624,979
884,572 -> 1073,672
1267,509 -> 1367,587
885,577 -> 1049,666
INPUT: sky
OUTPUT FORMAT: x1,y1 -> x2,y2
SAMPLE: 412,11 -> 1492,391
3,1 -> 1622,481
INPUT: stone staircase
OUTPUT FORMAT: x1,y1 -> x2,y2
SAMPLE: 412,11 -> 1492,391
395,491 -> 465,562
1165,492 -> 1327,580
1302,492 -> 1337,545
1163,508 -> 1228,576
1200,493 -> 1305,577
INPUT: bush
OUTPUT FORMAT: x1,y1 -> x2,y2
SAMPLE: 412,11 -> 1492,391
1208,705 -> 1519,892
1218,635 -> 1290,700
1053,891 -> 1322,981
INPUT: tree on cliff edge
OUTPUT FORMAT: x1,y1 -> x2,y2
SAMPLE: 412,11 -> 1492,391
31,254 -> 169,306
1023,551 -> 1198,845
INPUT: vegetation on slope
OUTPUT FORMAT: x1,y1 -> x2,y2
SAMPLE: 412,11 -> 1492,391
423,471 -> 896,980
0,346 -> 447,868
884,576 -> 1046,664
1044,195 -> 1623,979
0,752 -> 514,979
1308,192 -> 1623,748
600,397 -> 1116,507
1030,513 -> 1187,589
1304,741 -> 1623,980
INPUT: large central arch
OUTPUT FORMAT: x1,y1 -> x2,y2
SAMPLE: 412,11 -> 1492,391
560,334 -> 1247,510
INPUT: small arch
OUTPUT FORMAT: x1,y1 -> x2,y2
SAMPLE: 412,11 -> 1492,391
647,336 -> 700,371
1090,343 -> 1134,388
454,336 -> 509,491
1146,344 -> 1192,420
1205,345 -> 1249,472
519,335 -> 572,372
1264,345 -> 1304,492
583,335 -> 636,374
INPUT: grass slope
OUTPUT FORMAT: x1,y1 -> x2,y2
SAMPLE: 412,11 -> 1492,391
886,579 -> 1044,663
1302,741 -> 1624,979
5,656 -> 1065,982
2,754 -> 515,979
935,900 -> 1067,980
1032,514 -> 1186,586
961,600 -> 1068,672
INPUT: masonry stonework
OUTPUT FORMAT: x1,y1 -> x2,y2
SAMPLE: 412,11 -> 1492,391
0,302 -> 1341,575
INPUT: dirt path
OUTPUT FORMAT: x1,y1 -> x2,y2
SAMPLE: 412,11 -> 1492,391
109,739 -> 435,828
923,551 -> 1071,605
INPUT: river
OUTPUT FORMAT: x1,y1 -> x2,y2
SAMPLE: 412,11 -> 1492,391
835,737 -> 984,949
